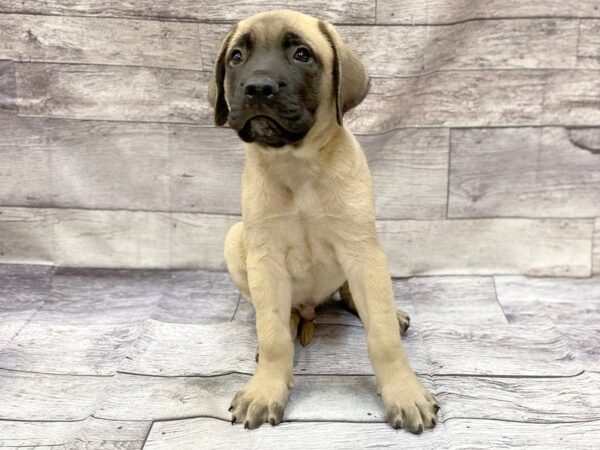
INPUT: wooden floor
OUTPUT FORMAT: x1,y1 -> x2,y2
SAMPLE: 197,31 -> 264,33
0,264 -> 598,449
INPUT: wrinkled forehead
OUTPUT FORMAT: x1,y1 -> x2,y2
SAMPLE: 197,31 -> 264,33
233,12 -> 333,62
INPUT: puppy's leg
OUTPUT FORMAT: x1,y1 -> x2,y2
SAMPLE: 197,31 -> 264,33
224,222 -> 251,301
229,251 -> 294,429
337,242 -> 438,433
339,281 -> 410,335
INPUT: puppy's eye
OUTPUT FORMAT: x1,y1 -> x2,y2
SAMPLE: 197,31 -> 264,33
230,50 -> 244,65
293,47 -> 312,63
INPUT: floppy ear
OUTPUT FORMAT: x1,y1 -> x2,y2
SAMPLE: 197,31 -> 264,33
208,26 -> 237,126
318,21 -> 370,126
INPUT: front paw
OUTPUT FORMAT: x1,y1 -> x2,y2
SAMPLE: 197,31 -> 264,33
230,375 -> 289,429
381,373 -> 439,433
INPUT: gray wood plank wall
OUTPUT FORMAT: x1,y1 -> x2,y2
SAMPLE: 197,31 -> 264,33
0,1 -> 599,275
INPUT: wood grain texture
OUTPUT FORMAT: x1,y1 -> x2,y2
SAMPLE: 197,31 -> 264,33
560,325 -> 600,373
0,115 -> 179,211
294,276 -> 507,327
393,276 -> 508,325
578,20 -> 600,68
153,270 -> 239,324
0,1 -> 375,23
0,322 -> 142,375
542,71 -> 600,125
144,417 -> 600,450
15,66 -> 600,128
38,268 -> 170,324
201,19 -> 579,77
377,218 -> 593,277
1,265 -> 238,325
0,116 -> 449,219
448,127 -> 600,218
569,127 -> 600,152
0,60 -> 16,112
0,14 -> 202,69
0,207 -> 238,269
15,63 -> 210,123
346,70 -> 600,132
360,128 -> 449,219
0,265 -> 51,321
1,208 -> 593,275
376,0 -> 600,24
0,417 -> 149,448
0,208 -> 54,265
495,276 -> 600,324
595,219 -> 600,274
94,371 -> 600,423
119,319 -> 580,377
0,369 -> 108,420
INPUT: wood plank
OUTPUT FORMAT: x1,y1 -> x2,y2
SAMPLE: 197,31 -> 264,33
1,208 -> 593,275
0,115 -> 449,219
495,276 -> 600,324
0,1 -> 375,23
393,276 -> 507,325
0,265 -> 51,321
346,70 -> 600,132
0,207 -> 236,269
0,115 -> 174,211
0,265 -> 237,324
560,325 -> 600,373
173,126 -> 450,219
569,127 -> 600,152
0,208 -> 55,265
145,418 -> 444,449
37,268 -> 171,324
0,322 -> 143,375
53,209 -> 234,270
377,218 -> 593,277
542,71 -> 600,125
120,319 -> 581,377
376,0 -> 600,24
0,14 -> 202,69
0,369 -> 108,420
154,270 -> 239,324
0,417 -> 149,448
420,321 -> 581,376
15,65 -> 600,128
52,209 -> 172,269
448,127 -> 600,218
201,20 -> 579,78
95,371 -> 600,423
286,277 -> 507,327
0,60 -> 16,112
578,20 -> 600,68
15,63 -> 210,123
167,212 -> 239,271
595,219 -> 600,275
0,320 -> 27,349
361,129 -> 448,219
144,417 -> 600,450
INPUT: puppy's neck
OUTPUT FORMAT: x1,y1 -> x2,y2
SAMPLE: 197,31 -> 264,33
244,123 -> 347,193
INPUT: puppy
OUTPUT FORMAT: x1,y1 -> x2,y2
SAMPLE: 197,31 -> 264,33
208,10 -> 438,433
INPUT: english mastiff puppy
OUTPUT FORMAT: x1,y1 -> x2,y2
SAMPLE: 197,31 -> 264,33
208,10 -> 439,433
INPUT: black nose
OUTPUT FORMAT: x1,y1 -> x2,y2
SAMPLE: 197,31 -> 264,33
244,74 -> 279,98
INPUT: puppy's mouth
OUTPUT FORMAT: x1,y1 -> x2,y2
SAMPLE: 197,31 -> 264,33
238,115 -> 308,148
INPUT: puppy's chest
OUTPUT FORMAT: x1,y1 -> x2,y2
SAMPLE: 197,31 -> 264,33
278,184 -> 340,280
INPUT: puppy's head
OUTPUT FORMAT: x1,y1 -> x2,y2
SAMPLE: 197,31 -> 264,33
208,10 -> 369,148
